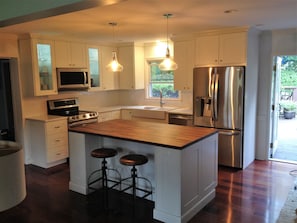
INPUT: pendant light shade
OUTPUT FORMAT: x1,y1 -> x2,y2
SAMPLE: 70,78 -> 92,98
159,13 -> 178,71
106,22 -> 123,72
106,51 -> 123,72
159,47 -> 178,71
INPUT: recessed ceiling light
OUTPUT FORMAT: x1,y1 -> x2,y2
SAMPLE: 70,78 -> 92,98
224,9 -> 238,14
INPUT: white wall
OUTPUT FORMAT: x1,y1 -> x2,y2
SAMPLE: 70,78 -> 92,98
256,28 -> 297,160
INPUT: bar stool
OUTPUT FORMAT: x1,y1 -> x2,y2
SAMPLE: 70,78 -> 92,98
88,148 -> 121,192
120,154 -> 152,200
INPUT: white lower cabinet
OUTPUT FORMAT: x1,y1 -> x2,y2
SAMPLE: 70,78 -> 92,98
28,118 -> 69,168
121,109 -> 168,123
97,110 -> 121,122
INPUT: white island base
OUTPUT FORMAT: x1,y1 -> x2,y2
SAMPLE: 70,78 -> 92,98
68,131 -> 218,223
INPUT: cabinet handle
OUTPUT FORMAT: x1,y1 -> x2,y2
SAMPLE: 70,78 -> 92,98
55,139 -> 60,142
54,126 -> 60,129
56,153 -> 61,155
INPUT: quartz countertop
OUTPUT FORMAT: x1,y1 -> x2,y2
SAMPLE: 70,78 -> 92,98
68,119 -> 216,149
81,105 -> 192,115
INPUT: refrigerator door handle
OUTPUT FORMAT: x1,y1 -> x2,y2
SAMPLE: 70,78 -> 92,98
213,73 -> 219,120
219,131 -> 241,136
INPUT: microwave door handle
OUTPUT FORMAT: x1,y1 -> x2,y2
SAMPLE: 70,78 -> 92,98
84,72 -> 87,85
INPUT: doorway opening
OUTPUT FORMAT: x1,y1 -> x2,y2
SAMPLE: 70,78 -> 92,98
270,55 -> 297,163
0,59 -> 15,141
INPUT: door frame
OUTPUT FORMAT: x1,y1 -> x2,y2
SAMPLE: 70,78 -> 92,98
269,56 -> 282,158
0,57 -> 23,145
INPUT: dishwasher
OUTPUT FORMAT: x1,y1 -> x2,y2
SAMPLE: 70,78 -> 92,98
168,113 -> 193,126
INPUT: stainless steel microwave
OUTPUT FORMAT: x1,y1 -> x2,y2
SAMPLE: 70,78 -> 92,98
57,68 -> 90,90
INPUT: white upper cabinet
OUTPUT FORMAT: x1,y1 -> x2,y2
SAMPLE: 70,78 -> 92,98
87,46 -> 101,89
195,32 -> 247,66
87,45 -> 120,90
118,43 -> 145,90
173,39 -> 195,90
19,37 -> 58,96
55,40 -> 87,68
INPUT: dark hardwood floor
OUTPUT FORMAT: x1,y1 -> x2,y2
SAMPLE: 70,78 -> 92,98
0,160 -> 296,223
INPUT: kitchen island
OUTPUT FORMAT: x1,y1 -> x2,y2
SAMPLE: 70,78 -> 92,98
68,119 -> 218,223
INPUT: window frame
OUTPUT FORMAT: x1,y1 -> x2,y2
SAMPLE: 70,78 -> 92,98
145,59 -> 180,100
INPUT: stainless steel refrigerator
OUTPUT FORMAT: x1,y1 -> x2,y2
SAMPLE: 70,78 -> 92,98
193,66 -> 245,168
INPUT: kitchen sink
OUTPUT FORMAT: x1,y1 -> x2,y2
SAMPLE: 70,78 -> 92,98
143,106 -> 158,110
129,106 -> 177,119
141,106 -> 176,111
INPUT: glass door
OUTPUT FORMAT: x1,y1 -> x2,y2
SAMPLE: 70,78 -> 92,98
33,40 -> 57,95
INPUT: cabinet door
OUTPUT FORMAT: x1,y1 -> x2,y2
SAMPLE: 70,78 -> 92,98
121,109 -> 133,120
118,45 -> 144,90
174,40 -> 195,90
219,32 -> 246,65
118,46 -> 134,89
55,40 -> 70,67
100,46 -> 119,90
195,35 -> 219,66
33,40 -> 58,96
71,42 -> 87,68
88,47 -> 101,89
55,40 -> 87,68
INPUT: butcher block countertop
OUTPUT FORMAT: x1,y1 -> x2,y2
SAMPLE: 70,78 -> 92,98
68,119 -> 217,149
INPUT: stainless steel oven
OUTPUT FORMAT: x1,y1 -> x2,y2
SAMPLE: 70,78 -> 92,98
47,98 -> 98,126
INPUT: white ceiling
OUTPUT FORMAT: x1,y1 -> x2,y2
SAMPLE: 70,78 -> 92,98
0,0 -> 296,43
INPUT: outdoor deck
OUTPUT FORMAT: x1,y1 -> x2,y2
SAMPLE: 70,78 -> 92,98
273,116 -> 297,162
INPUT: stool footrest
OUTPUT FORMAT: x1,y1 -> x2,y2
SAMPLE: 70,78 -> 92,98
88,168 -> 121,191
121,176 -> 153,199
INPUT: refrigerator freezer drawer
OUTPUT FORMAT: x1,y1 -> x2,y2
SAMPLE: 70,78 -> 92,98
218,130 -> 243,168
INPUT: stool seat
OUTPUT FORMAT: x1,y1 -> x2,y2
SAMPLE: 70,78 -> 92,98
120,154 -> 148,166
88,148 -> 120,192
91,148 -> 118,158
120,153 -> 152,200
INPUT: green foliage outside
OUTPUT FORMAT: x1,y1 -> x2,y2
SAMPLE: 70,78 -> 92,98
279,100 -> 297,112
150,62 -> 179,98
281,56 -> 297,87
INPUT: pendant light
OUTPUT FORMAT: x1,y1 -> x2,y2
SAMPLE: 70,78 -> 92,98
159,13 -> 178,71
106,22 -> 123,72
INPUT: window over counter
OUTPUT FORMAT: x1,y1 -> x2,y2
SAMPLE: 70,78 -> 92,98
147,60 -> 180,100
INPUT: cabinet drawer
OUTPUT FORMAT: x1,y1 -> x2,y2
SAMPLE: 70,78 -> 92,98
47,146 -> 68,163
46,120 -> 67,134
47,135 -> 68,149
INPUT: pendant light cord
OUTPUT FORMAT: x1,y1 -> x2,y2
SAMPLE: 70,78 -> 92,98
109,22 -> 117,43
164,13 -> 172,57
166,14 -> 169,48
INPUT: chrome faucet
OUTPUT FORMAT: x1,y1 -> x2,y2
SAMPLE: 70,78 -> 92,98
160,90 -> 165,107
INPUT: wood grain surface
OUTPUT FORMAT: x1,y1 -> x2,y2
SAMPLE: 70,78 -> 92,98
69,119 -> 217,149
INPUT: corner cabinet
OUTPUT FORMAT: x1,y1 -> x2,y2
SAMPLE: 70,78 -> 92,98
195,32 -> 247,66
54,40 -> 87,68
173,39 -> 195,90
118,43 -> 145,90
19,38 -> 58,96
28,118 -> 69,168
